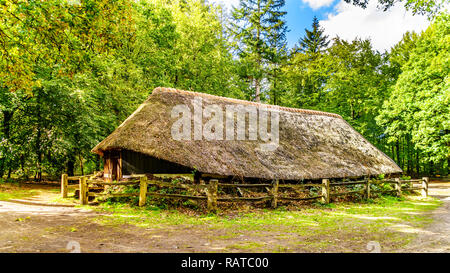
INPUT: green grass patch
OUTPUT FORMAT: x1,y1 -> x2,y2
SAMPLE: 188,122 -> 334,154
0,182 -> 40,201
92,195 -> 442,252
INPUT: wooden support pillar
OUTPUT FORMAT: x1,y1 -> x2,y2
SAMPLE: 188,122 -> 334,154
79,176 -> 88,205
194,171 -> 201,184
395,178 -> 402,197
365,177 -> 371,199
139,176 -> 148,207
271,179 -> 279,209
207,179 -> 218,213
321,179 -> 330,204
422,177 -> 429,197
61,174 -> 68,198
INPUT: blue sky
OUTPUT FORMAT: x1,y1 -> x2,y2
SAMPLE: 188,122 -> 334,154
211,0 -> 430,52
285,0 -> 337,48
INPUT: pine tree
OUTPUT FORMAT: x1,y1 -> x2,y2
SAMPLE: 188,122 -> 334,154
230,0 -> 288,102
296,16 -> 329,55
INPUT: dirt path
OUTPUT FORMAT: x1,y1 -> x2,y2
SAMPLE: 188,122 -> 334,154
0,200 -> 260,253
400,180 -> 450,252
0,201 -> 174,253
1,180 -> 449,253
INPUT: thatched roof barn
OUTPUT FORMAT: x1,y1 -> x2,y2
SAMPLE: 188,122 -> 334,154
92,87 -> 401,181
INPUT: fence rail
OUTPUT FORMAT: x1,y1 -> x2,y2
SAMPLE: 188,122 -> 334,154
61,174 -> 429,212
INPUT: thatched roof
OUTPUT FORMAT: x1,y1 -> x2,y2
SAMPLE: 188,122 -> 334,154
92,87 -> 401,180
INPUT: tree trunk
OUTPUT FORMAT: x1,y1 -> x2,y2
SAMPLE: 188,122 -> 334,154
35,88 -> 43,182
7,167 -> 12,179
79,153 -> 84,176
406,135 -> 412,175
273,68 -> 278,105
447,157 -> 449,175
254,0 -> 262,103
415,151 -> 420,176
255,78 -> 261,102
396,140 -> 400,167
67,156 -> 75,176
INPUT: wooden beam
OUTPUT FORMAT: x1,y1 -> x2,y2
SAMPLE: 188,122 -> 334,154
395,178 -> 402,197
321,179 -> 330,204
271,179 -> 279,208
207,179 -> 218,213
366,178 -> 371,199
61,174 -> 68,198
79,177 -> 88,205
139,176 -> 148,207
422,177 -> 429,197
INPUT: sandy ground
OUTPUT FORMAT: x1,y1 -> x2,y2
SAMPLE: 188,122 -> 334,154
0,201 -> 224,253
399,180 -> 450,252
0,180 -> 449,253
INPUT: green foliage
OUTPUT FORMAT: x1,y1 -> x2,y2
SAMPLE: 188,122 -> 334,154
294,16 -> 329,54
0,0 -> 243,179
230,0 -> 288,102
377,13 -> 449,170
283,14 -> 448,176
0,0 -> 447,180
343,0 -> 447,17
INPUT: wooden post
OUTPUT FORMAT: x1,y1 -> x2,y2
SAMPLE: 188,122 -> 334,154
321,179 -> 330,204
395,178 -> 402,197
139,176 -> 148,207
364,177 -> 371,199
207,179 -> 218,213
61,174 -> 68,198
422,177 -> 429,197
271,179 -> 279,208
194,171 -> 201,184
79,176 -> 88,205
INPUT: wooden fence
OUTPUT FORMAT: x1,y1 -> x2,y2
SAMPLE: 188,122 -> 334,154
61,174 -> 429,212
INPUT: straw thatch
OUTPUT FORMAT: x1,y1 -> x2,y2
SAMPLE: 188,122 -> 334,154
92,87 -> 401,180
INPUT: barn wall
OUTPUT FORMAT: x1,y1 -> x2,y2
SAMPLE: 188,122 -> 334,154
121,149 -> 192,175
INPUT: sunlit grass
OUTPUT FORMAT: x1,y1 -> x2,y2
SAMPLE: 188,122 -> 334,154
0,181 -> 442,252
0,182 -> 40,201
92,195 -> 442,252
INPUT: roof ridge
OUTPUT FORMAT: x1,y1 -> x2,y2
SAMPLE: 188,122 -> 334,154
152,87 -> 343,119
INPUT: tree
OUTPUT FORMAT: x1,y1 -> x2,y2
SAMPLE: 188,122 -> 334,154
377,14 -> 449,174
282,17 -> 330,108
294,16 -> 329,55
0,0 -> 135,93
0,0 -> 136,179
320,38 -> 388,143
230,0 -> 288,102
344,0 -> 446,17
265,1 -> 288,105
0,0 -> 243,179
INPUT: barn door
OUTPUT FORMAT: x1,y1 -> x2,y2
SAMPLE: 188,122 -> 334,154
110,151 -> 122,181
103,150 -> 122,182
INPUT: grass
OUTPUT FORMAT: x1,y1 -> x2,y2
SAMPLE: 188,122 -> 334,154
92,195 -> 442,252
0,182 -> 40,201
0,180 -> 443,252
0,181 -> 79,205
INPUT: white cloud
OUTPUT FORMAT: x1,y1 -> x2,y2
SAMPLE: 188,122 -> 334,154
302,0 -> 335,10
320,1 -> 430,52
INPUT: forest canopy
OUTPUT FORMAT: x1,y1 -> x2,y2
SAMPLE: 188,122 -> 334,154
0,0 -> 448,180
